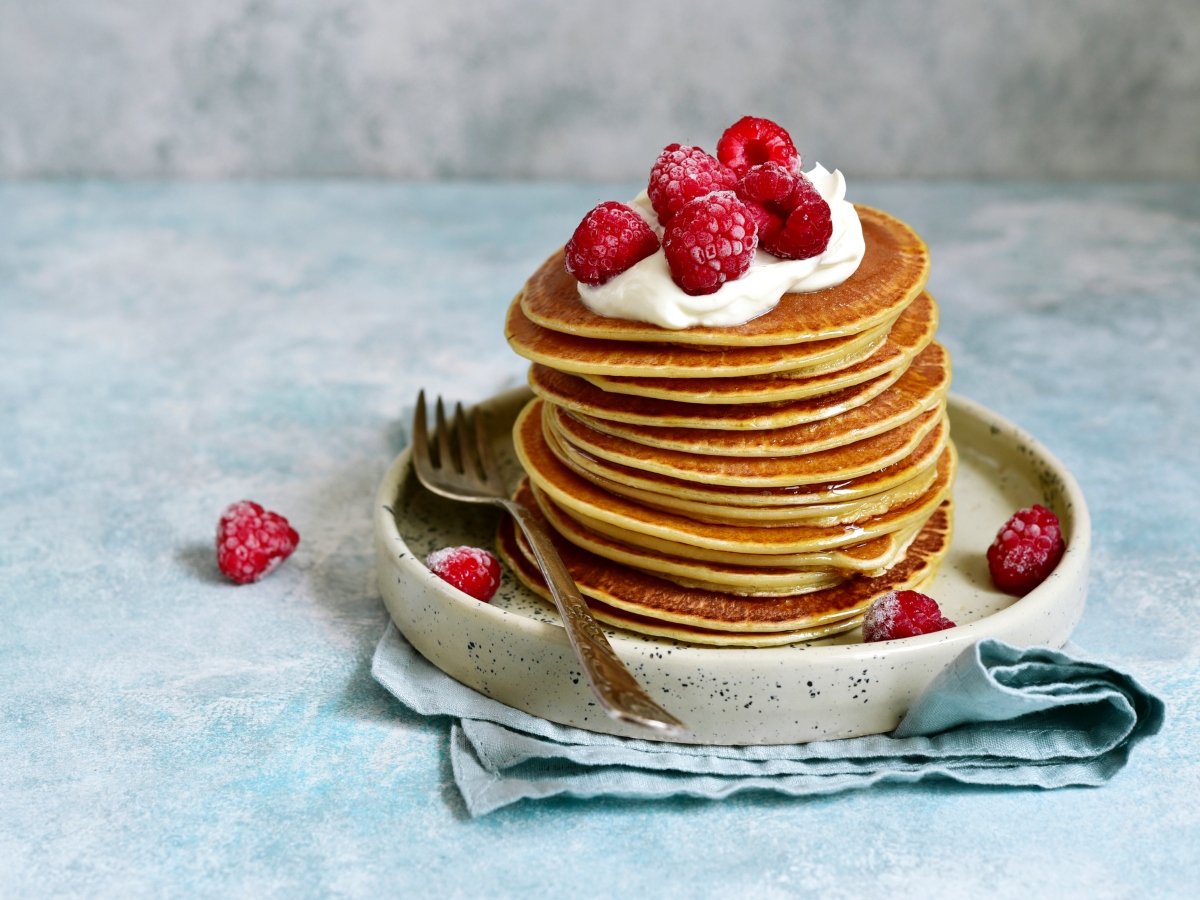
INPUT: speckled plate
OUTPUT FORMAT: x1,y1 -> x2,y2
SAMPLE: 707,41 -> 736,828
374,388 -> 1089,745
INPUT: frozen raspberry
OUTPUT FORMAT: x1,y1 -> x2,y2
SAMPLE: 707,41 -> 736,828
662,191 -> 758,296
564,201 -> 660,286
215,501 -> 300,585
742,199 -> 784,248
737,161 -> 799,207
987,505 -> 1065,596
717,116 -> 800,179
862,590 -> 956,643
647,145 -> 738,225
427,546 -> 501,602
766,177 -> 832,259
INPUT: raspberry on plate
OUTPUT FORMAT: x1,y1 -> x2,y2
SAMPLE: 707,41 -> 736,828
427,546 -> 502,602
766,177 -> 833,260
647,145 -> 738,225
862,590 -> 956,643
216,500 -> 300,585
662,191 -> 758,296
737,161 -> 799,207
717,116 -> 800,179
987,505 -> 1066,595
565,201 -> 660,286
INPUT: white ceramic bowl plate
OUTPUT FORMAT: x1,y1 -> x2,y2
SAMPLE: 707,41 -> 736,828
375,390 -> 1089,745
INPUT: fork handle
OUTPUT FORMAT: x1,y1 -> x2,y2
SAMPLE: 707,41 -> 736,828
502,501 -> 688,736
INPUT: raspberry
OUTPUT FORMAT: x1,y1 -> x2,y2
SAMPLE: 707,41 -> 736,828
862,590 -> 955,643
427,546 -> 501,602
987,505 -> 1065,595
662,191 -> 758,296
564,201 -> 660,286
716,116 -> 800,179
766,177 -> 832,259
742,199 -> 783,248
738,162 -> 799,207
215,501 -> 300,585
647,145 -> 738,225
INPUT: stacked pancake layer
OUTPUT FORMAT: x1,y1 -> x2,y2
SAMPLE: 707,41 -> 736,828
501,206 -> 957,647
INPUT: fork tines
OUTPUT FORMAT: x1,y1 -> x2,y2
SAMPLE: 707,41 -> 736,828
412,390 -> 504,495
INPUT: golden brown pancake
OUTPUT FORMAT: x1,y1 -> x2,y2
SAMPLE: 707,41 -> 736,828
526,445 -> 955,558
499,519 -> 868,646
530,480 -> 932,592
523,479 -> 846,595
516,400 -> 956,551
561,451 -> 942,527
575,342 -> 951,457
583,291 -> 938,403
503,509 -> 864,633
544,413 -> 949,506
496,499 -> 954,645
507,297 -> 896,379
520,206 -> 930,347
541,397 -> 947,487
529,360 -> 905,430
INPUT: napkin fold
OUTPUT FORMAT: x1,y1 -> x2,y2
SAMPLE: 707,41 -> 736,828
372,623 -> 1163,817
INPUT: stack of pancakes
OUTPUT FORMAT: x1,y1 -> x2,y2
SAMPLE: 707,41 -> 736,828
497,206 -> 957,647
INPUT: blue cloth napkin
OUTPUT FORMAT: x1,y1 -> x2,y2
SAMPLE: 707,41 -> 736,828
372,623 -> 1163,817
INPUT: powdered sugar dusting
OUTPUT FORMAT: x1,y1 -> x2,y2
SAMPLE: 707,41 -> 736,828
862,590 -> 902,643
426,545 -> 501,602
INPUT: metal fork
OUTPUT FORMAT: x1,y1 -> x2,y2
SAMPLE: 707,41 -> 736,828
410,390 -> 687,736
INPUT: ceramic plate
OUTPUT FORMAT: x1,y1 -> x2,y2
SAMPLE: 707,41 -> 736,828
375,389 -> 1089,745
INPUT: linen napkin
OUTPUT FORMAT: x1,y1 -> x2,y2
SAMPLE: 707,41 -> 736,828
371,622 -> 1163,817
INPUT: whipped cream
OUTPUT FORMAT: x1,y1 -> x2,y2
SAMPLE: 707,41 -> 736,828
577,164 -> 865,329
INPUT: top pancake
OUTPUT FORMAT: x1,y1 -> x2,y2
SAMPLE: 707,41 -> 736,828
507,296 -> 895,379
520,206 -> 930,347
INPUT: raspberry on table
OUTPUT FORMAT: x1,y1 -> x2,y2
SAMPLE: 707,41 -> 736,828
766,177 -> 833,260
427,546 -> 502,602
216,500 -> 300,585
737,161 -> 799,207
716,116 -> 801,179
987,505 -> 1065,595
862,590 -> 956,643
647,145 -> 738,226
565,201 -> 660,286
662,191 -> 758,296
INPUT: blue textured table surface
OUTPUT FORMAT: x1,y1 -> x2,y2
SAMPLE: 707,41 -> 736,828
2,181 -> 1198,898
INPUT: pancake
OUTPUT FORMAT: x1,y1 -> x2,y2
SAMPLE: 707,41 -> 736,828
522,479 -> 846,595
502,509 -> 864,633
520,205 -> 930,347
517,398 -> 956,549
562,451 -> 942,527
579,604 -> 865,648
527,445 -> 956,558
530,479 -> 929,592
529,361 -> 905,431
506,297 -> 896,379
499,519 -> 868,646
584,291 -> 938,403
542,397 -> 947,487
544,413 -> 949,506
496,499 -> 954,645
575,342 -> 951,457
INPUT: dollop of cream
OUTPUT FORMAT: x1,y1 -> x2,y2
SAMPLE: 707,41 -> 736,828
577,164 -> 865,329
